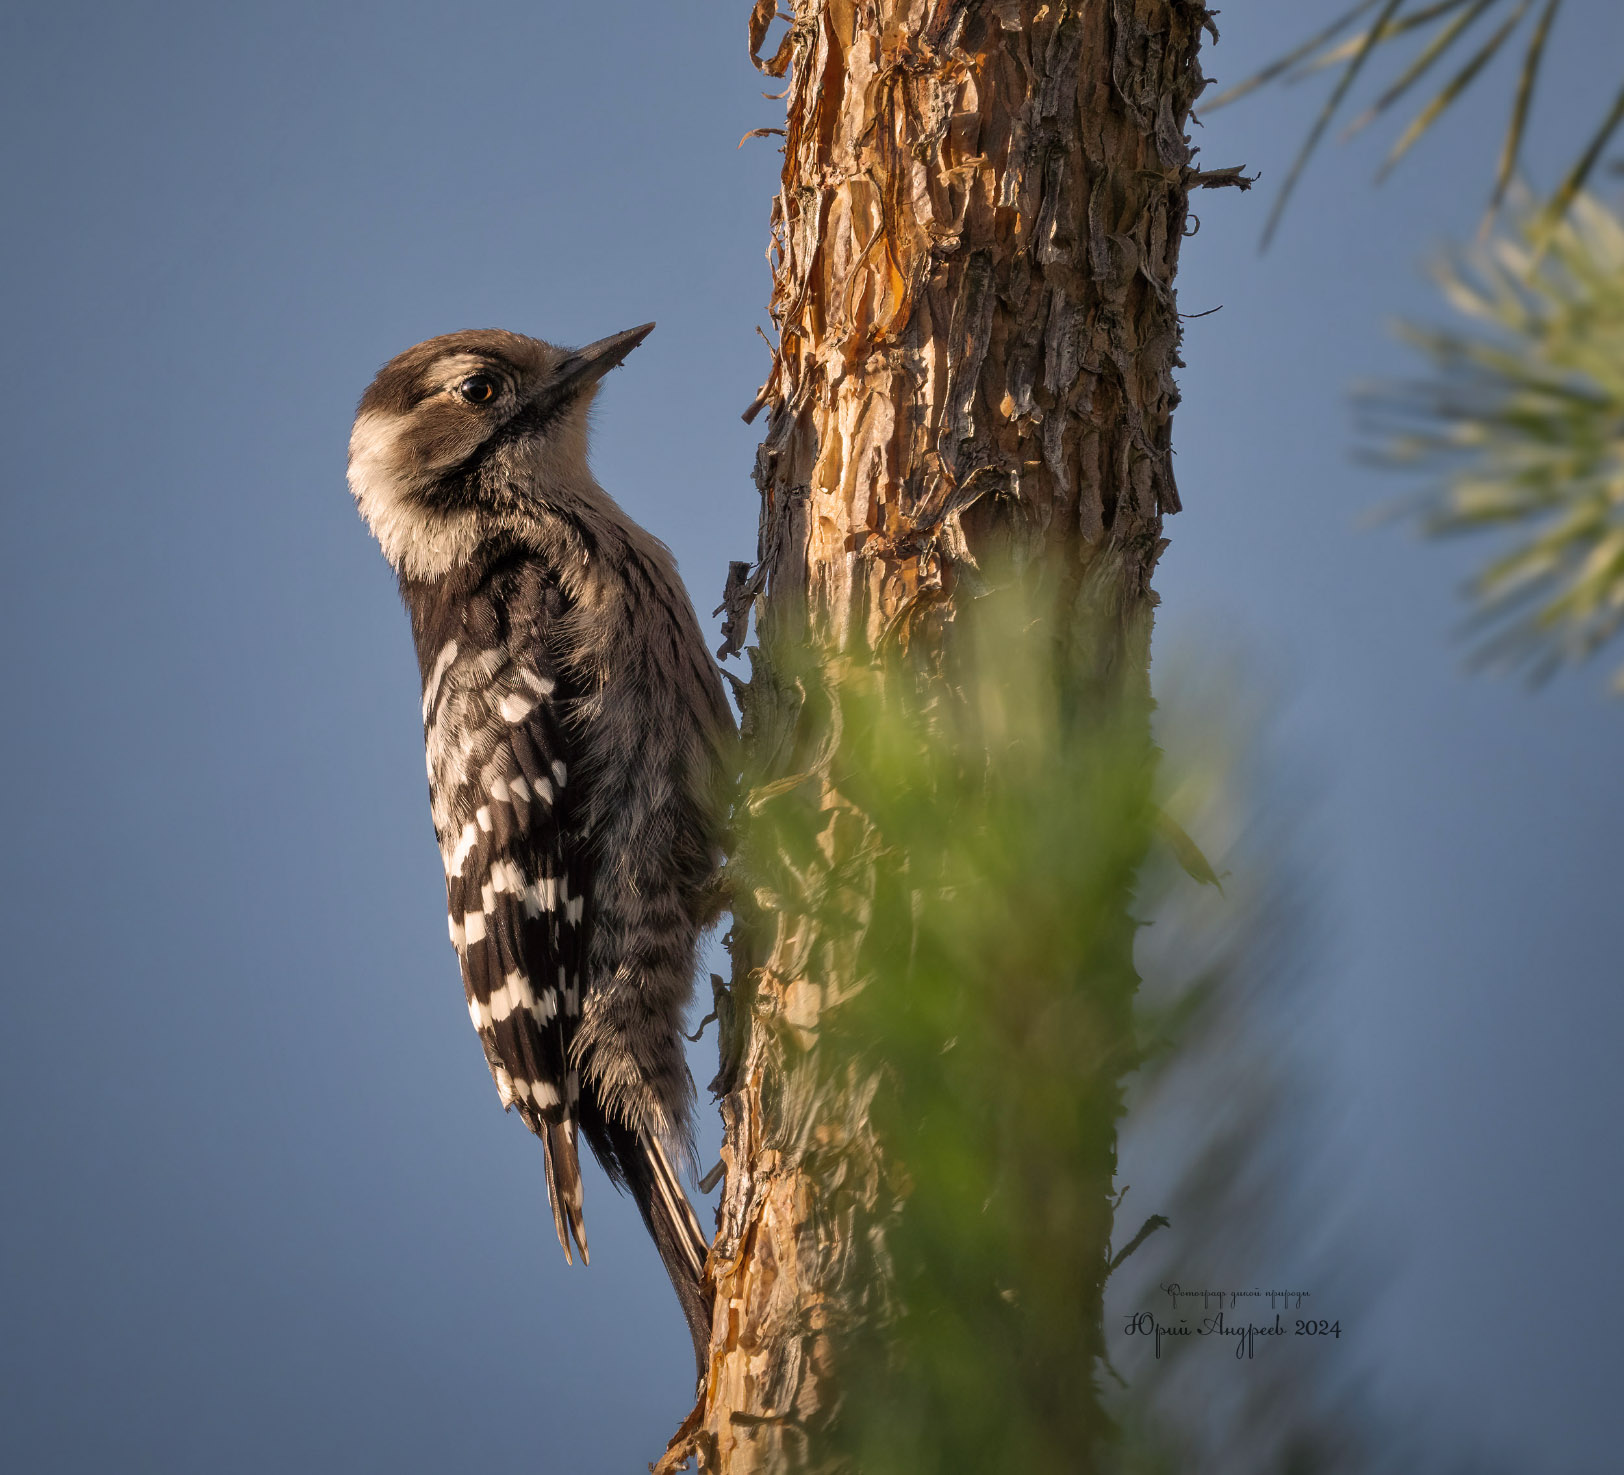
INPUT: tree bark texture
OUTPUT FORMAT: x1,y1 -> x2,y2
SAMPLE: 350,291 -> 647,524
663,3 -> 1210,1470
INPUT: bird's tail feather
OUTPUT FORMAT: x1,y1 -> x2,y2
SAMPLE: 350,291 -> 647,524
571,1105 -> 714,1378
628,1128 -> 713,1378
542,1119 -> 589,1266
643,1132 -> 709,1284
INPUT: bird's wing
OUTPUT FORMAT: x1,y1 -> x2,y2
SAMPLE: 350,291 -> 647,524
431,647 -> 591,1262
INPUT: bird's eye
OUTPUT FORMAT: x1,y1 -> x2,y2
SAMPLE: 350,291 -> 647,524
458,374 -> 498,405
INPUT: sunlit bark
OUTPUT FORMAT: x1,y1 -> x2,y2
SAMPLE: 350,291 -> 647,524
661,4 -> 1212,1469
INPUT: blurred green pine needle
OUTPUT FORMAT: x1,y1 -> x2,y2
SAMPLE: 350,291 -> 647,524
733,589 -> 1200,1473
1362,192 -> 1624,687
1213,0 -> 1624,246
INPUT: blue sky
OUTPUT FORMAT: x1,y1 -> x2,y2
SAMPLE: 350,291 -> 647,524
1,3 -> 1619,1471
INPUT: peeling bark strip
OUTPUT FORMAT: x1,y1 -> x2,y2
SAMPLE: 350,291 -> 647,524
672,4 -> 1211,1471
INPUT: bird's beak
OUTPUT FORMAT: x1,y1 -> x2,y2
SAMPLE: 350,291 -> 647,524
552,323 -> 655,398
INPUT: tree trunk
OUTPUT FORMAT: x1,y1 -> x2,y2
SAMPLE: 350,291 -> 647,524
663,3 -> 1209,1469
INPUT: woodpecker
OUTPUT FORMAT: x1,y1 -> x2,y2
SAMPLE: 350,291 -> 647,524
347,325 -> 731,1372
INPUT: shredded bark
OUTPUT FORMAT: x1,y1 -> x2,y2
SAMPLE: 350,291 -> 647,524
666,5 -> 1213,1470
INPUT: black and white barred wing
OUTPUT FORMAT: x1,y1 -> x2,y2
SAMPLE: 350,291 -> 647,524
423,642 -> 590,1263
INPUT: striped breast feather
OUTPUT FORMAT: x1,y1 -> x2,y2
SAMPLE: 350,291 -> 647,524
428,647 -> 588,1141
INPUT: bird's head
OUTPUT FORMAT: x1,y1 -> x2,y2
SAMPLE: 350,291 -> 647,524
347,324 -> 653,580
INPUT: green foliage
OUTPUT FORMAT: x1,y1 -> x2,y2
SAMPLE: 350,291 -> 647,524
1214,0 -> 1624,245
1362,193 -> 1624,686
733,588 -> 1166,1473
